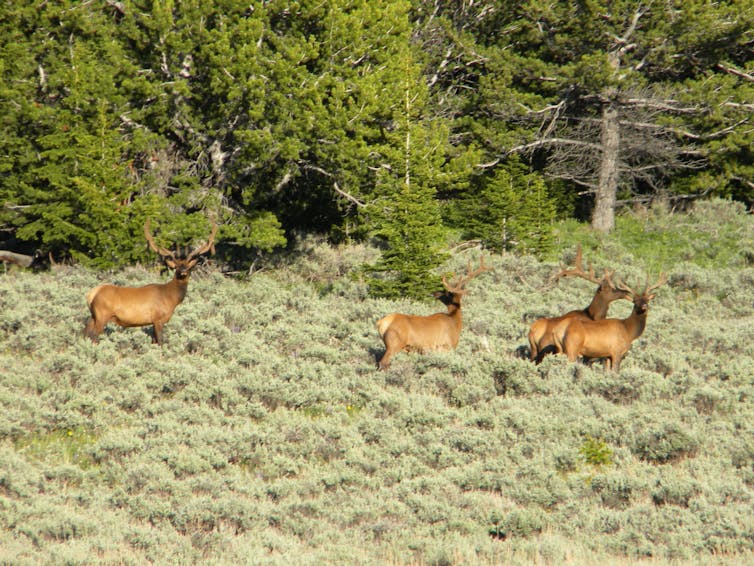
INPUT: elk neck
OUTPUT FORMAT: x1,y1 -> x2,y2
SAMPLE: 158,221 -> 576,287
167,271 -> 191,304
623,304 -> 649,340
444,300 -> 463,332
584,291 -> 611,319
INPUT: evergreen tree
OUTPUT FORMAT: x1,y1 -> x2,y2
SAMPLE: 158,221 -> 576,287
0,1 -> 152,266
417,0 -> 754,230
366,176 -> 446,299
448,158 -> 556,256
365,50 -> 447,300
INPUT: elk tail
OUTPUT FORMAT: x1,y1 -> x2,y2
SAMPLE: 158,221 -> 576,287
376,314 -> 397,338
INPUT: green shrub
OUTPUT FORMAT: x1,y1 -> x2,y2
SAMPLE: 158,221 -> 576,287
489,508 -> 546,540
2,215 -> 754,565
632,423 -> 700,464
591,472 -> 636,509
651,475 -> 698,507
580,436 -> 614,468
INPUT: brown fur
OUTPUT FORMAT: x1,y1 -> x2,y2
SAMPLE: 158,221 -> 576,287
376,292 -> 463,370
376,258 -> 491,370
83,221 -> 215,344
528,277 -> 629,363
528,246 -> 629,363
552,276 -> 666,371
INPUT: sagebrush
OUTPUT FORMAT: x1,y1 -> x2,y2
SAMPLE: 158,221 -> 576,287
1,202 -> 754,565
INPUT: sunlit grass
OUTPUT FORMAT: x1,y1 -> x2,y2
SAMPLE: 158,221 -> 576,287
13,428 -> 99,469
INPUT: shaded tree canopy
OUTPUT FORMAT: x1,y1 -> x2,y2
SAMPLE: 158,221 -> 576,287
1,0 -> 751,270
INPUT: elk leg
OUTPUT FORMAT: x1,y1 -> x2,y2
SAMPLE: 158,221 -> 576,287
84,318 -> 103,342
378,349 -> 394,371
152,322 -> 165,345
378,330 -> 402,370
565,347 -> 579,363
528,338 -> 539,363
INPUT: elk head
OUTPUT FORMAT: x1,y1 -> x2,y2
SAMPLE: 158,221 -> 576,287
615,273 -> 668,319
144,219 -> 217,281
551,245 -> 630,311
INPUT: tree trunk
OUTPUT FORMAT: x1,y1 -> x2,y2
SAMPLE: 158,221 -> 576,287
592,100 -> 620,232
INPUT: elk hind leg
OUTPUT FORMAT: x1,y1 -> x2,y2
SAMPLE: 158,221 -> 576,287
378,329 -> 403,371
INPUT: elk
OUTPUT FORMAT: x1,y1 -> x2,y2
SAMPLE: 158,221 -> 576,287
84,220 -> 217,344
528,245 -> 630,363
552,274 -> 667,371
375,257 -> 492,370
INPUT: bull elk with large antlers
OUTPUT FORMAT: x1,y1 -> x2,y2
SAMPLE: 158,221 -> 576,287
84,220 -> 217,344
552,274 -> 667,371
528,245 -> 630,363
375,257 -> 492,370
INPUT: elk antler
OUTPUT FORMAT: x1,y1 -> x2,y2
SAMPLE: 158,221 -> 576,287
187,223 -> 217,259
615,272 -> 668,299
644,273 -> 668,297
552,244 -> 602,285
144,219 -> 176,260
443,256 -> 492,293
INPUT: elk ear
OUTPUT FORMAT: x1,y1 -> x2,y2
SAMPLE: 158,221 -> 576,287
432,291 -> 445,299
186,257 -> 200,270
165,258 -> 177,269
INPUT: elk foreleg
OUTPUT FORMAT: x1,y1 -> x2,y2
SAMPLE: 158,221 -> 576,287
152,321 -> 165,345
528,337 -> 539,363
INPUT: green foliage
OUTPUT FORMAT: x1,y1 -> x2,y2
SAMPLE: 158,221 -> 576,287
2,0 -> 750,269
489,509 -> 546,540
632,423 -> 700,464
448,159 -> 557,256
13,428 -> 98,470
365,177 -> 448,299
579,435 -> 614,468
550,198 -> 754,271
590,472 -> 635,509
364,50 -> 450,299
651,475 -> 698,508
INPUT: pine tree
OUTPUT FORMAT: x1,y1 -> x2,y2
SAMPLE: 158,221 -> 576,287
365,48 -> 447,300
448,159 -> 556,256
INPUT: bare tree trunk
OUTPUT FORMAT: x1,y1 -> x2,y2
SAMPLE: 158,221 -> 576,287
592,100 -> 620,232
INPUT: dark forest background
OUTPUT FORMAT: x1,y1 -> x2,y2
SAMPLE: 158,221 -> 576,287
1,1 -> 752,295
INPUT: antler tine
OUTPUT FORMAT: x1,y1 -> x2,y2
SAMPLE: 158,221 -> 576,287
602,268 -> 622,289
144,219 -> 176,260
552,244 -> 601,285
644,272 -> 668,296
611,274 -> 637,298
452,256 -> 493,290
441,273 -> 454,292
187,223 -> 218,259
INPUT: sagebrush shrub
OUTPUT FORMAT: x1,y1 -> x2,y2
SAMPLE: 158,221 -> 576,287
632,423 -> 700,464
2,204 -> 754,565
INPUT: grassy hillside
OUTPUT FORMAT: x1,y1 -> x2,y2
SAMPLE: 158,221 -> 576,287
1,200 -> 754,565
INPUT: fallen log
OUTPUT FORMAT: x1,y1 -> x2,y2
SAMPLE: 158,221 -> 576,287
0,250 -> 34,267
